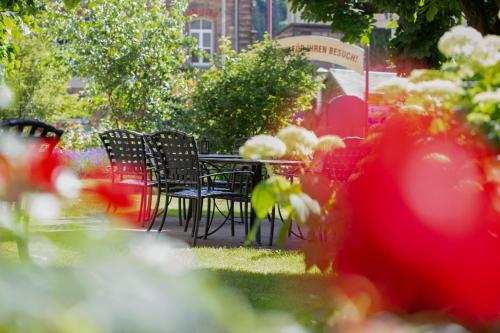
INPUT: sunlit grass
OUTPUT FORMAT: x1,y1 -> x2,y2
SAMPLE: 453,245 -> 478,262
192,247 -> 333,331
2,187 -> 334,331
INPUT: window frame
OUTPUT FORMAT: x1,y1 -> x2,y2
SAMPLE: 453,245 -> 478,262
189,18 -> 214,67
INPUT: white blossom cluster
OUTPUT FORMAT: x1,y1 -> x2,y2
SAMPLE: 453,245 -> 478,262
277,125 -> 319,157
374,76 -> 464,110
238,135 -> 286,160
438,26 -> 500,69
473,90 -> 500,105
239,126 -> 345,160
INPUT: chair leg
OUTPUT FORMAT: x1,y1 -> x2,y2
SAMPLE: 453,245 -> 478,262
184,199 -> 193,233
244,200 -> 249,236
230,201 -> 235,237
178,198 -> 183,226
146,186 -> 162,232
157,195 -> 170,233
204,198 -> 212,240
239,201 -> 244,224
182,198 -> 188,220
137,186 -> 146,224
147,186 -> 153,220
192,198 -> 202,237
269,205 -> 276,246
192,199 -> 202,246
142,186 -> 152,227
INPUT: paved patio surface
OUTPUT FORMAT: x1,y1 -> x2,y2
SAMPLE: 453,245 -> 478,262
33,213 -> 306,250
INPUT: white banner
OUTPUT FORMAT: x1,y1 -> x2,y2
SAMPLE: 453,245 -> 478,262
277,36 -> 365,74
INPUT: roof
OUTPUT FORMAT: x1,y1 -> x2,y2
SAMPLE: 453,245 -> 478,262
326,68 -> 397,100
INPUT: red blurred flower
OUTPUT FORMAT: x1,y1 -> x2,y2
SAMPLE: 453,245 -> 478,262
85,182 -> 133,209
25,143 -> 62,192
328,113 -> 500,327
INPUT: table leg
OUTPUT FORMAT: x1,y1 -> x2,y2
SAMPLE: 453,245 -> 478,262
250,164 -> 262,244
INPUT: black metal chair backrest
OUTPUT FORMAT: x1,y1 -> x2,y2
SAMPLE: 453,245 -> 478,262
143,134 -> 165,182
0,119 -> 64,153
149,129 -> 200,187
99,129 -> 148,179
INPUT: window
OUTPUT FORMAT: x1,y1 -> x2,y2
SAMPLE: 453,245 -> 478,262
190,19 -> 213,66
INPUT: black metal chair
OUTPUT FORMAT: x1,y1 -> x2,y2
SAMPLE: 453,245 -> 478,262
146,129 -> 253,246
99,129 -> 159,225
0,119 -> 64,260
0,119 -> 64,153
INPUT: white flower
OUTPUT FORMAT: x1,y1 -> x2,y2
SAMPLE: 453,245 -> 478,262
289,193 -> 320,223
484,35 -> 500,51
239,135 -> 286,160
277,126 -> 318,157
438,25 -> 483,58
28,193 -> 61,221
54,168 -> 82,198
373,77 -> 412,102
410,79 -> 464,99
0,85 -> 13,109
471,41 -> 500,68
314,135 -> 345,153
473,90 -> 500,105
400,104 -> 426,114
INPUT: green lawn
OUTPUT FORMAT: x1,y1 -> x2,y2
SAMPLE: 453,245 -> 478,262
0,234 -> 334,331
1,186 -> 334,331
193,247 -> 335,331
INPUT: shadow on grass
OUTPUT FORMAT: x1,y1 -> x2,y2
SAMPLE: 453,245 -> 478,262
208,268 -> 336,332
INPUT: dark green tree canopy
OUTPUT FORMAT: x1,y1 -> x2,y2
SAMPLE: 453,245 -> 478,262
288,0 -> 500,70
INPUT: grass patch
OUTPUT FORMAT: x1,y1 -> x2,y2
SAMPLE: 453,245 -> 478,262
5,186 -> 334,331
192,247 -> 334,331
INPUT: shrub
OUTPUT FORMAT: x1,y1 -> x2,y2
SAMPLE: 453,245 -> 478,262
188,38 -> 322,152
1,33 -> 88,122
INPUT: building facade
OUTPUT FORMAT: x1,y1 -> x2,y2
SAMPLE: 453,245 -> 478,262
185,0 -> 254,67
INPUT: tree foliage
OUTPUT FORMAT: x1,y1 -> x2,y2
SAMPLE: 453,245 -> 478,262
1,33 -> 87,121
187,38 -> 322,152
288,0 -> 500,69
46,0 -> 195,131
0,0 -> 79,79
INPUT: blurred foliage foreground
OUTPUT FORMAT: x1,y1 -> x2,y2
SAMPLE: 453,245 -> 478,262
0,134 -> 306,333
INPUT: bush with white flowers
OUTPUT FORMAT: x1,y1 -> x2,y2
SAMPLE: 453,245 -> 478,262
375,25 -> 500,148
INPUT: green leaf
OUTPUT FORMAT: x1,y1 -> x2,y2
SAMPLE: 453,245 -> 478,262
359,34 -> 370,46
251,181 -> 277,219
63,0 -> 80,10
426,2 -> 438,22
